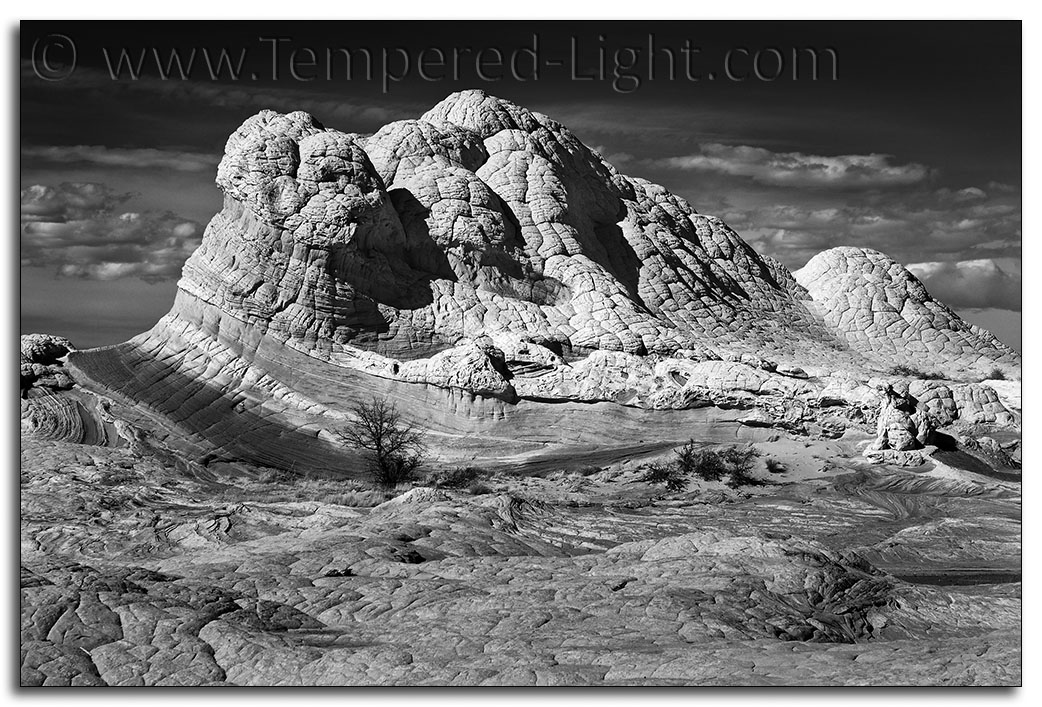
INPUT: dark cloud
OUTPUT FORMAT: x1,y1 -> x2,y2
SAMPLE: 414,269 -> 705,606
21,182 -> 202,282
652,143 -> 931,188
22,144 -> 219,172
543,104 -> 752,147
19,61 -> 421,132
906,259 -> 1021,312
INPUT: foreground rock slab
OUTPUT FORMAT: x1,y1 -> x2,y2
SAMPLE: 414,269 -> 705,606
21,438 -> 1020,686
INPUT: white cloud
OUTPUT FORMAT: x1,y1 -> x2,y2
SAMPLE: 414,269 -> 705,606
906,259 -> 1021,311
21,182 -> 202,282
714,183 -> 1021,272
653,143 -> 930,188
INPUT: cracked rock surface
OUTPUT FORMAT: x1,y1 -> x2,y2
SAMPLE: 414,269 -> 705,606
21,435 -> 1020,686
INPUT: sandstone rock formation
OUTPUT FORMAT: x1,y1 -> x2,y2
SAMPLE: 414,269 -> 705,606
21,333 -> 74,394
40,90 -> 1016,474
21,334 -> 106,445
166,92 -> 1016,378
870,382 -> 934,451
795,247 -> 1019,378
171,93 -> 849,371
20,90 -> 1023,687
864,381 -> 936,466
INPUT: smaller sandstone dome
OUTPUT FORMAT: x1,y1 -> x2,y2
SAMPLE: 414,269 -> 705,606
796,247 -> 931,303
794,247 -> 1017,372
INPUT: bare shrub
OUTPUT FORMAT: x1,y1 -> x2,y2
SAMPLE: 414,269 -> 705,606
888,364 -> 944,380
641,462 -> 688,492
335,398 -> 427,489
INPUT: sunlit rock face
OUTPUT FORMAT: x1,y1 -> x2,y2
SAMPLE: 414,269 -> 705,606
172,91 -> 1017,382
178,90 -> 846,366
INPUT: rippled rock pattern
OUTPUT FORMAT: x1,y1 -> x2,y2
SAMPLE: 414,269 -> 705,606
21,438 -> 1021,686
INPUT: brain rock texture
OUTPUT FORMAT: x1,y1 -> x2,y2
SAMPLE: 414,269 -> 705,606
177,91 -> 1016,373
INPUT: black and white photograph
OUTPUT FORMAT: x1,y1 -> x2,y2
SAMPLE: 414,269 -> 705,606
16,15 -> 1025,688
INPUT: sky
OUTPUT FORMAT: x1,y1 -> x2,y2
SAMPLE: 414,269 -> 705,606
20,20 -> 1022,349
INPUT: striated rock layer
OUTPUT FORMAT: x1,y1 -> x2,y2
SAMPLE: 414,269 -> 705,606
60,90 -> 1020,471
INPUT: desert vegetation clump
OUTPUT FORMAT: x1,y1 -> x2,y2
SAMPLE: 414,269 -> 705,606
335,398 -> 428,489
641,461 -> 689,492
888,364 -> 945,380
642,441 -> 764,491
466,481 -> 494,496
575,465 -> 602,477
224,469 -> 392,507
425,466 -> 489,489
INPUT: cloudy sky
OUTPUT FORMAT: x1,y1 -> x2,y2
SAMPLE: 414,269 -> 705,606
20,21 -> 1021,349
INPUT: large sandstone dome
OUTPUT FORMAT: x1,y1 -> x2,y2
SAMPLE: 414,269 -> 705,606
53,90 -> 1019,473
181,93 -> 845,360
